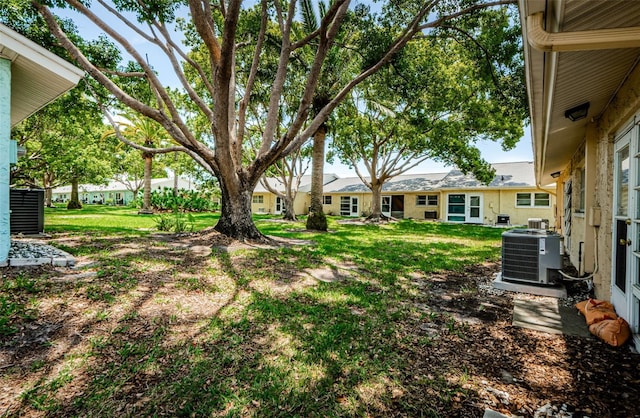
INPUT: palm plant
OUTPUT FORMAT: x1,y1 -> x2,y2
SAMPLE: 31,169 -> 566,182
103,113 -> 173,214
300,0 -> 358,230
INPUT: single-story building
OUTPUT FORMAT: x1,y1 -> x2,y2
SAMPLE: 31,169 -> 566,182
251,174 -> 338,215
51,177 -> 196,205
1,23 -> 84,265
519,0 -> 640,346
319,161 -> 554,225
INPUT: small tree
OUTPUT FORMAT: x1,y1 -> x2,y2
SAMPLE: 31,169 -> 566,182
259,145 -> 311,221
103,113 -> 175,213
331,11 -> 526,221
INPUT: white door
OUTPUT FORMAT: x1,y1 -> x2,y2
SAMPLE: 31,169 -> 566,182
350,197 -> 359,217
447,193 -> 483,223
275,197 -> 283,214
467,194 -> 483,224
612,125 -> 640,345
381,196 -> 391,217
340,196 -> 359,217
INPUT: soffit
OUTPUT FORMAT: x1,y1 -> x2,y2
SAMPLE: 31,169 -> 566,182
522,0 -> 640,185
0,23 -> 84,127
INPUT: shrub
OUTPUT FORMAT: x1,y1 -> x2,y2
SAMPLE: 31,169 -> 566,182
136,187 -> 218,212
154,208 -> 195,233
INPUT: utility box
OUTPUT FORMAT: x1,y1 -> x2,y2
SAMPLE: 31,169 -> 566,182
528,218 -> 550,230
502,229 -> 563,285
424,210 -> 437,220
10,189 -> 44,235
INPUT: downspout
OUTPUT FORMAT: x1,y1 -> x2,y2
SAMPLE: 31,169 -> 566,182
0,58 -> 9,266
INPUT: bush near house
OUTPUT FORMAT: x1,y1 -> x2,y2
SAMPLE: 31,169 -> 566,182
133,187 -> 219,212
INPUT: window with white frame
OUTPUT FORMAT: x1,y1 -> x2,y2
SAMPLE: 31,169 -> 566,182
577,167 -> 586,213
516,192 -> 550,208
323,195 -> 332,205
252,195 -> 264,204
416,195 -> 437,206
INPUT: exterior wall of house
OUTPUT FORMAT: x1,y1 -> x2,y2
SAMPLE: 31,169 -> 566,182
251,192 -> 275,214
591,62 -> 640,300
549,59 -> 640,301
250,192 -> 309,215
400,192 -> 440,219
0,58 -> 10,264
323,192 -> 371,217
438,188 -> 554,225
79,190 -> 136,205
293,194 -> 310,215
322,188 -> 554,223
52,178 -> 196,206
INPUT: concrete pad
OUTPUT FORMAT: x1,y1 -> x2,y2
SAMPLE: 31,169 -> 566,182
305,267 -> 349,283
513,298 -> 591,337
9,257 -> 52,266
483,409 -> 511,418
493,273 -> 567,298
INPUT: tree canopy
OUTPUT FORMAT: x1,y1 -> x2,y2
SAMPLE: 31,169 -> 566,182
329,7 -> 527,219
2,0 -> 522,240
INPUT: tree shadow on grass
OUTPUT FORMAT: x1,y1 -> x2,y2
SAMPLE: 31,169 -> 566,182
5,223 -> 633,417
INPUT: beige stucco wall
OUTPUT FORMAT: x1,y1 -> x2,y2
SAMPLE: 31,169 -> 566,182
294,194 -> 310,215
322,192 -> 371,216
548,58 -> 640,301
251,192 -> 275,214
251,192 -> 310,215
398,192 -> 440,219
321,188 -> 554,223
438,188 -> 554,225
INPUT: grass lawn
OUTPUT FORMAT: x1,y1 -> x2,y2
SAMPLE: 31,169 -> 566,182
1,207 -> 638,417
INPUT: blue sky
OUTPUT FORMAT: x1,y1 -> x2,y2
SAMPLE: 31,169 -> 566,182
58,3 -> 533,177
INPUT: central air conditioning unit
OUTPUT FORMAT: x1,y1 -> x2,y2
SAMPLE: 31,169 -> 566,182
501,229 -> 563,285
528,218 -> 550,230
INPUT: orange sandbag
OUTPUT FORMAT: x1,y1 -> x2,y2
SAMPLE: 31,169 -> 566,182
589,318 -> 631,347
575,299 -> 617,325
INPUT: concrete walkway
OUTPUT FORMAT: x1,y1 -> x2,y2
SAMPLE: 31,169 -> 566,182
512,298 -> 590,338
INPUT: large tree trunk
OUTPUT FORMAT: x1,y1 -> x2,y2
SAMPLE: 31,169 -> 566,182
67,178 -> 82,209
367,181 -> 384,222
43,171 -> 55,207
214,180 -> 265,241
139,152 -> 153,214
282,194 -> 297,221
306,125 -> 328,231
44,188 -> 53,207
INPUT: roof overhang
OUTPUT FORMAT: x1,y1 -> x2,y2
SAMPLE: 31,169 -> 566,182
519,0 -> 640,185
0,23 -> 84,127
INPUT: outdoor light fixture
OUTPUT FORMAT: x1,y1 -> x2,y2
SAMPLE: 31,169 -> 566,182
564,102 -> 590,122
550,171 -> 561,179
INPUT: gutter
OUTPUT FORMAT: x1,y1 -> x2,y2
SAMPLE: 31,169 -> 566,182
527,12 -> 640,52
525,7 -> 640,187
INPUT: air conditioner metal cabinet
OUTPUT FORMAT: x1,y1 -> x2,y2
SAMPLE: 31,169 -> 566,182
501,229 -> 563,285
